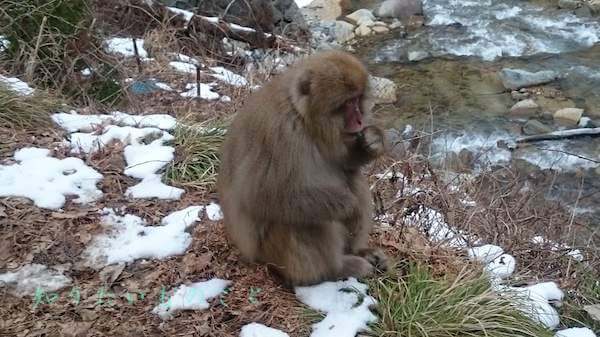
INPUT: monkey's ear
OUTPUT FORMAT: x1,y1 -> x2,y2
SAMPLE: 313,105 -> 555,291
291,70 -> 311,115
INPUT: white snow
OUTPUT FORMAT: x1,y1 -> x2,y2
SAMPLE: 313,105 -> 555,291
556,328 -> 597,337
0,148 -> 103,209
531,236 -> 584,262
52,110 -> 176,133
468,244 -> 504,264
170,61 -> 198,74
171,53 -> 200,65
498,282 -> 564,329
84,206 -> 203,267
209,66 -> 249,87
53,111 -> 183,200
295,278 -> 377,337
485,253 -> 516,279
105,37 -> 148,58
125,174 -> 184,200
155,82 -> 174,91
240,323 -> 290,337
81,68 -> 92,76
0,264 -> 72,297
404,206 -> 468,248
0,74 -> 34,95
180,83 -> 221,100
167,6 -> 195,22
0,35 -> 8,52
152,278 -> 231,320
206,202 -> 223,221
294,0 -> 314,7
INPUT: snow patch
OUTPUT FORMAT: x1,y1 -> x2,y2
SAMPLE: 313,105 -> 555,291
241,323 -> 290,337
153,279 -> 230,320
181,83 -> 221,100
468,244 -> 504,264
295,0 -> 314,7
206,202 -> 224,221
0,148 -> 103,209
295,278 -> 377,337
167,7 -> 194,22
84,206 -> 203,267
498,282 -> 564,329
209,66 -> 249,87
0,264 -> 72,297
170,61 -> 198,74
404,206 -> 468,248
105,37 -> 148,58
52,110 -> 176,133
556,328 -> 597,337
485,253 -> 516,279
0,74 -> 34,95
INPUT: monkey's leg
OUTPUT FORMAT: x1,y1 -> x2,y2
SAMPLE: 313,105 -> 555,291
263,222 -> 373,285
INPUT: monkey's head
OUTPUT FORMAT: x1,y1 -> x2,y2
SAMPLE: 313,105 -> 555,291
289,51 -> 372,147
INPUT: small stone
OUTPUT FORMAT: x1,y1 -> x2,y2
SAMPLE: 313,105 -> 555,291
509,99 -> 540,115
368,75 -> 397,104
499,68 -> 559,90
558,0 -> 581,9
389,20 -> 403,29
554,107 -> 583,124
578,116 -> 593,127
541,111 -> 554,121
334,20 -> 356,43
346,9 -> 376,26
355,24 -> 373,36
408,50 -> 429,61
407,15 -> 425,28
511,90 -> 530,101
372,25 -> 390,33
522,119 -> 553,135
376,0 -> 423,19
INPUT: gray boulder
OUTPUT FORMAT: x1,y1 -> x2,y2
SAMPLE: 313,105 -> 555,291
376,0 -> 423,19
522,120 -> 552,135
499,68 -> 559,90
509,99 -> 540,116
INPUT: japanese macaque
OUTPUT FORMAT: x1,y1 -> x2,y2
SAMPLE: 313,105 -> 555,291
217,50 -> 387,286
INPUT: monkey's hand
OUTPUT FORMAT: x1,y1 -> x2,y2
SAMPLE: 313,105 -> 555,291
345,126 -> 385,170
357,126 -> 385,158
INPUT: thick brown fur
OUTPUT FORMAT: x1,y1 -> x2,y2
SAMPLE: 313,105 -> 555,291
217,51 -> 386,286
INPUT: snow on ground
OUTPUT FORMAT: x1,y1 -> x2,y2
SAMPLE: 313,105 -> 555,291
52,110 -> 176,132
53,111 -> 183,200
209,66 -> 249,87
0,35 -> 8,52
166,6 -> 195,23
556,328 -> 597,337
295,278 -> 377,337
83,206 -> 203,267
155,82 -> 174,91
294,0 -> 314,8
181,83 -> 221,100
0,148 -> 103,209
0,264 -> 72,297
404,206 -> 469,248
152,278 -> 231,320
170,61 -> 198,74
104,37 -> 148,58
0,74 -> 34,95
240,323 -> 290,337
206,202 -> 224,221
531,235 -> 584,262
468,244 -> 504,263
484,253 -> 516,279
171,53 -> 200,65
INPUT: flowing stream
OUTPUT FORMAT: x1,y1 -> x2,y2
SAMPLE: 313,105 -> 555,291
361,0 -> 600,221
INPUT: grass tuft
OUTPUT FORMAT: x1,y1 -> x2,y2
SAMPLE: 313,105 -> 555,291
0,85 -> 62,130
370,263 -> 554,337
165,119 -> 228,191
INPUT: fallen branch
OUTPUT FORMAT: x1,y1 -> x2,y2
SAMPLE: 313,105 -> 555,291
516,127 -> 600,144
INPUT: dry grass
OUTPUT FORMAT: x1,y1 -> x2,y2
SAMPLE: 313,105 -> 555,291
0,85 -> 62,130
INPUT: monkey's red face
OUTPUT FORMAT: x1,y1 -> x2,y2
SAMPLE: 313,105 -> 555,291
343,96 -> 364,134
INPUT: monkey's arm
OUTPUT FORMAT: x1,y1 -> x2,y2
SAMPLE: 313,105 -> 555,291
344,126 -> 385,170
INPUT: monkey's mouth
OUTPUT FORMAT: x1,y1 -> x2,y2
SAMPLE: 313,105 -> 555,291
344,97 -> 364,134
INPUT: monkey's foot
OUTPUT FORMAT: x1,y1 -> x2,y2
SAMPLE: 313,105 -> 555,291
357,248 -> 389,273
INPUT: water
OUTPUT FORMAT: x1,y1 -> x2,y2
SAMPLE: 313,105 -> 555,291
361,0 -> 600,221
